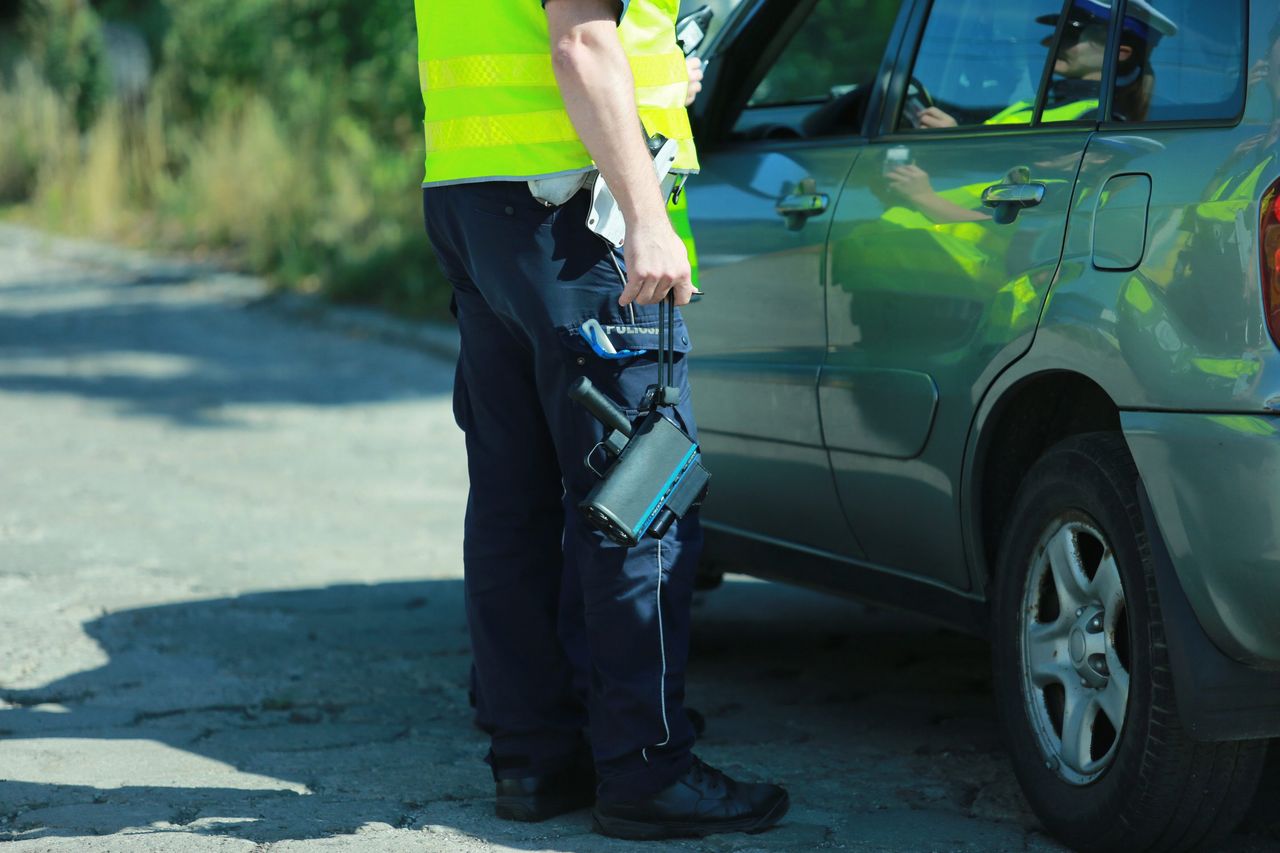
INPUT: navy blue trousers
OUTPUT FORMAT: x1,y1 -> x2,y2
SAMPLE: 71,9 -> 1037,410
423,181 -> 700,803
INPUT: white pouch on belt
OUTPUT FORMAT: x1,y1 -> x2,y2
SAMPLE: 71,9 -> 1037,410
527,171 -> 591,207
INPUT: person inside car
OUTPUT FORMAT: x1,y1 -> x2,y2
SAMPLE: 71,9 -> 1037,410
913,0 -> 1176,129
881,0 -> 1179,228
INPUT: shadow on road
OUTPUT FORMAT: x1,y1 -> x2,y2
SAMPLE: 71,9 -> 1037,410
0,275 -> 452,426
0,579 -> 985,847
1,581 -> 480,844
1,578 -> 1277,849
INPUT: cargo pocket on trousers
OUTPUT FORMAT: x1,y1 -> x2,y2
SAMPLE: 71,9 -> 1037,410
558,314 -> 694,428
558,311 -> 693,364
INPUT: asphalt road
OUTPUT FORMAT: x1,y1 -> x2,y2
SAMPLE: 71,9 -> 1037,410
0,226 -> 1277,853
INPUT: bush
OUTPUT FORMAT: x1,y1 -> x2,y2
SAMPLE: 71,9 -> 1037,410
17,0 -> 111,129
0,63 -> 74,203
157,0 -> 420,139
1,0 -> 449,319
154,0 -> 436,312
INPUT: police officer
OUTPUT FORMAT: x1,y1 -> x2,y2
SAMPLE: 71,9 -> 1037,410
915,0 -> 1176,128
414,0 -> 789,840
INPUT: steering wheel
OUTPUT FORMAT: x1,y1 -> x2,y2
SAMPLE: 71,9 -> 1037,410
901,76 -> 935,128
801,81 -> 874,137
744,122 -> 804,141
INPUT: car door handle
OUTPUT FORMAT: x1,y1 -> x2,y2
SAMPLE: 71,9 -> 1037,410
775,192 -> 829,230
981,182 -> 1046,208
981,182 -> 1045,224
775,193 -> 829,215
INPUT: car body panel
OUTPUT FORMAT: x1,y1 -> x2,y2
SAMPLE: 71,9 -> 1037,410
1123,411 -> 1280,665
964,121 -> 1280,654
822,130 -> 1091,589
818,367 -> 938,457
687,0 -> 1280,679
688,143 -> 866,556
961,2 -> 1280,651
1092,173 -> 1151,271
1032,124 -> 1280,413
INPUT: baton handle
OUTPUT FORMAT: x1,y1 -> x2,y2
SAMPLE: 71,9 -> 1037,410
569,377 -> 634,438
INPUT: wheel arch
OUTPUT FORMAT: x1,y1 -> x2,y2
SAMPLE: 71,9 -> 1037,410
962,369 -> 1122,597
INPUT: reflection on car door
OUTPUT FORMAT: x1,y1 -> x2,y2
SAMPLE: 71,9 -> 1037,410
690,146 -> 862,554
820,0 -> 1094,589
686,0 -> 907,555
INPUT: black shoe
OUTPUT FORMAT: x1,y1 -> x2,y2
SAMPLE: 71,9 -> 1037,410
591,757 -> 789,839
494,754 -> 596,822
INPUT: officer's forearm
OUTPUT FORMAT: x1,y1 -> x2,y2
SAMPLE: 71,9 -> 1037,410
916,195 -> 990,224
546,1 -> 669,227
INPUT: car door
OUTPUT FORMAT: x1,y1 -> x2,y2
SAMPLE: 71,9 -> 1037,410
684,0 -> 908,555
820,0 -> 1100,589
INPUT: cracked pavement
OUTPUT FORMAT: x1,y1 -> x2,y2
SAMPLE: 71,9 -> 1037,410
0,226 -> 1277,852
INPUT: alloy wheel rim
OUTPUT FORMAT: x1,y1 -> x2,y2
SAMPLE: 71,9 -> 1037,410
1020,513 -> 1131,785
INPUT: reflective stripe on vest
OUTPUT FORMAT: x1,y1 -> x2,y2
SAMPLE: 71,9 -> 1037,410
985,99 -> 1099,126
422,52 -> 688,91
415,1 -> 698,185
425,106 -> 692,152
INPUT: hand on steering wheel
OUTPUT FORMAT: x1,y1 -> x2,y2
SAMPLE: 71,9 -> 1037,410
902,77 -> 957,129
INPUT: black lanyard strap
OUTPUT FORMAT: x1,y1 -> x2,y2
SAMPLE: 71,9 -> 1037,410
654,292 -> 678,407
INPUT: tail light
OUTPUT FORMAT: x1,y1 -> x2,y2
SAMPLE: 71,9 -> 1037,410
1261,180 -> 1280,348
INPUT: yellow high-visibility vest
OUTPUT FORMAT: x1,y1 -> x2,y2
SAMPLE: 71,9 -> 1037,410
667,185 -> 698,287
415,0 -> 699,186
985,99 -> 1099,126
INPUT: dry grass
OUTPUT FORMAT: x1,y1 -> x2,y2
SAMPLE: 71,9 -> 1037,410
0,63 -> 73,205
2,69 -> 445,316
175,97 -> 317,264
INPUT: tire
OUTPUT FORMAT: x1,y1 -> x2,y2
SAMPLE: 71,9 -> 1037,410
991,432 -> 1267,853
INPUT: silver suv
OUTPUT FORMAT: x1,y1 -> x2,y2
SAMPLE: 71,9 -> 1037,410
684,0 -> 1280,849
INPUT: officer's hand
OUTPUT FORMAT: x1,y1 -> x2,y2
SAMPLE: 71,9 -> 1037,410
885,163 -> 934,201
918,106 -> 958,129
619,221 -> 695,306
685,57 -> 704,107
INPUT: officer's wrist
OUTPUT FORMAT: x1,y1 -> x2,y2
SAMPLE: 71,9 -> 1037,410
623,211 -> 671,238
621,190 -> 671,231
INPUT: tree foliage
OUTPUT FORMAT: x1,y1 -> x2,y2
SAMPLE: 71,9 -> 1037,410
2,0 -> 446,318
157,0 -> 419,142
753,0 -> 901,104
9,0 -> 109,129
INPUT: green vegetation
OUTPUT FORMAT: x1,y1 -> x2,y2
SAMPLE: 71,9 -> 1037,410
750,0 -> 901,104
0,0 -> 449,319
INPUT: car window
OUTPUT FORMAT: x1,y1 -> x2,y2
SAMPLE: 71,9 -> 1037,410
897,0 -> 1067,130
1038,0 -> 1115,123
730,0 -> 902,139
1103,0 -> 1245,123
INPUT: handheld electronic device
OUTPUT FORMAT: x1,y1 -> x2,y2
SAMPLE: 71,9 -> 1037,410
569,295 -> 709,547
676,5 -> 713,57
586,134 -> 678,248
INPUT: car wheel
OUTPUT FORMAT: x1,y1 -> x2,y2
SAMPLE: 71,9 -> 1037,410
991,432 -> 1267,852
